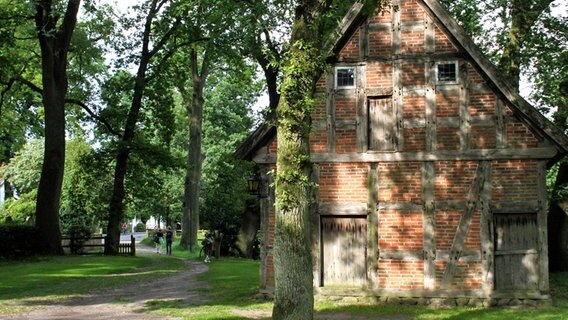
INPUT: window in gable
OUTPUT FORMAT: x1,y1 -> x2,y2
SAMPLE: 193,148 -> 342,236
368,96 -> 396,151
335,67 -> 355,88
436,61 -> 458,83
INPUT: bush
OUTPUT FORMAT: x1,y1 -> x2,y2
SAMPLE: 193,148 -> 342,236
64,224 -> 93,254
134,222 -> 146,232
0,224 -> 39,259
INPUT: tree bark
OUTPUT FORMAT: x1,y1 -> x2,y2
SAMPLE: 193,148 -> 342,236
548,79 -> 568,271
235,200 -> 261,258
179,48 -> 209,250
272,5 -> 324,319
498,0 -> 553,88
105,0 -> 162,254
34,0 -> 80,255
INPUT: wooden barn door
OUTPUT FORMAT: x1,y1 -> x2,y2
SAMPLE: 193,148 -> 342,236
320,215 -> 367,287
493,213 -> 539,290
368,97 -> 396,151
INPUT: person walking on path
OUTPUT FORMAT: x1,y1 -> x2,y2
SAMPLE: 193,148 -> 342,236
202,232 -> 214,263
165,226 -> 174,255
154,229 -> 164,254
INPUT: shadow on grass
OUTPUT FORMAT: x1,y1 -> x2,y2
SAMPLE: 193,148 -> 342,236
140,259 -> 568,320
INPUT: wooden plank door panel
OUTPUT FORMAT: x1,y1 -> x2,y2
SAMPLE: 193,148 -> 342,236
494,213 -> 539,290
368,97 -> 395,151
321,216 -> 367,287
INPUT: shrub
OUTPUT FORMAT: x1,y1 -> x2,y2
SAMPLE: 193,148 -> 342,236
0,224 -> 39,259
64,224 -> 93,254
134,222 -> 146,232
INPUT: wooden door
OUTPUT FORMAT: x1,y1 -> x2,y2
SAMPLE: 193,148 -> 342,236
493,213 -> 539,290
321,216 -> 367,287
368,97 -> 395,151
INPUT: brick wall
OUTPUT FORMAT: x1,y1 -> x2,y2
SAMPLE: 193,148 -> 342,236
335,130 -> 357,153
310,130 -> 328,153
319,163 -> 368,203
434,161 -> 477,200
378,162 -> 423,202
339,30 -> 360,60
402,63 -> 425,86
435,261 -> 483,290
379,211 -> 423,250
492,160 -> 538,201
436,210 -> 481,249
378,260 -> 424,290
436,92 -> 459,118
367,63 -> 393,88
436,127 -> 460,150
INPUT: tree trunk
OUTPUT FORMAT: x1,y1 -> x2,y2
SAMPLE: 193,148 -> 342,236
498,0 -> 553,88
179,48 -> 209,250
34,0 -> 80,255
105,2 -> 153,255
235,200 -> 261,258
272,17 -> 322,320
548,79 -> 568,271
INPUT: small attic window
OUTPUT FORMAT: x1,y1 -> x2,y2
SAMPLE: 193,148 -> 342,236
436,61 -> 458,83
335,67 -> 355,88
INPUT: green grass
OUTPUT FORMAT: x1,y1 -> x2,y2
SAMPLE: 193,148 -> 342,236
150,259 -> 568,320
150,258 -> 272,320
0,254 -> 185,314
2,245 -> 568,320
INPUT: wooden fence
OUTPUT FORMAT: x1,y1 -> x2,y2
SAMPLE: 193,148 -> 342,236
61,235 -> 136,256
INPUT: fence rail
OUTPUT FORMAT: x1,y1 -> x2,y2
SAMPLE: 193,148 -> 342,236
61,235 -> 136,256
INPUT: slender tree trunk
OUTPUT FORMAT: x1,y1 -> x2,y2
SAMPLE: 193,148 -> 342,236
34,0 -> 80,255
105,73 -> 148,254
105,2 -> 152,254
549,79 -> 568,271
104,0 -> 183,254
179,49 -> 209,250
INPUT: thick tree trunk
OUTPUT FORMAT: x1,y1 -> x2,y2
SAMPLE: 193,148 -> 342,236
498,0 -> 553,89
235,200 -> 261,258
179,49 -> 209,250
34,0 -> 80,255
272,19 -> 321,320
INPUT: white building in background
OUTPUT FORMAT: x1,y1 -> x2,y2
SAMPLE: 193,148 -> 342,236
0,178 -> 5,207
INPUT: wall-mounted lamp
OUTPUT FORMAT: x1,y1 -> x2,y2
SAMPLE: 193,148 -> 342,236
248,175 -> 261,196
248,175 -> 267,198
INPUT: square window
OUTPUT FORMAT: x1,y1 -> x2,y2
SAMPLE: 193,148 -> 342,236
436,61 -> 458,83
335,67 -> 355,88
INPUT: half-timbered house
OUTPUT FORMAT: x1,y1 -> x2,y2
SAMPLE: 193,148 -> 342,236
236,0 -> 568,306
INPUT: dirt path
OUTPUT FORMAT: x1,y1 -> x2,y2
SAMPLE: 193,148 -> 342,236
3,245 -> 409,320
5,245 -> 209,320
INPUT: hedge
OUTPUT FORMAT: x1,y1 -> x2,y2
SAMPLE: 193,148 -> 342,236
0,224 -> 39,259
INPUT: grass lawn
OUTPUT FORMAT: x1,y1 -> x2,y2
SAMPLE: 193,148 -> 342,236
0,252 -> 185,315
151,257 -> 568,320
2,238 -> 568,319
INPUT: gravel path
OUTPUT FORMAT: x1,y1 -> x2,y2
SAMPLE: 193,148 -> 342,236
5,245 -> 208,320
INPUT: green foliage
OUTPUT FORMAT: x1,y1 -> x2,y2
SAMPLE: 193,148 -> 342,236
0,224 -> 38,259
199,61 -> 258,253
134,222 -> 146,232
547,159 -> 568,202
0,191 -> 36,223
1,138 -> 111,232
